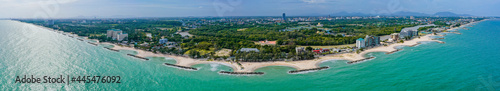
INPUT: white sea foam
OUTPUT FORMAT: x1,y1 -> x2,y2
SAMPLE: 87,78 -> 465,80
210,63 -> 220,71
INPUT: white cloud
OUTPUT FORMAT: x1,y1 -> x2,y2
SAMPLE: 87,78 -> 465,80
0,0 -> 78,7
0,0 -> 78,18
302,0 -> 327,4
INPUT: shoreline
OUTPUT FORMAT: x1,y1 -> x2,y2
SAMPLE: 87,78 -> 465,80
99,33 -> 443,72
12,19 -> 487,73
100,42 -> 243,72
102,19 -> 486,72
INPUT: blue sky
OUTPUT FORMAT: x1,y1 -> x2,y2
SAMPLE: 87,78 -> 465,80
0,0 -> 499,18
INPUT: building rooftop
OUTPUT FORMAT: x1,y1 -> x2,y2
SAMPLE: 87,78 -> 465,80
357,38 -> 364,41
380,35 -> 391,41
239,48 -> 260,52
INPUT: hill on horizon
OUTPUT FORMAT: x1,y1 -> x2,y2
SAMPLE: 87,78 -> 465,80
326,11 -> 474,17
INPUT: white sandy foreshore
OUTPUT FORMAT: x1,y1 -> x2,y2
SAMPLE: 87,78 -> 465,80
14,19 -> 486,73
100,42 -> 241,71
99,33 -> 443,72
106,20 -> 482,72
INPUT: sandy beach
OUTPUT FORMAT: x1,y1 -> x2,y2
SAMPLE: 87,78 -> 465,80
98,19 -> 479,72
100,42 -> 243,71
16,19 -> 485,73
100,33 -> 441,72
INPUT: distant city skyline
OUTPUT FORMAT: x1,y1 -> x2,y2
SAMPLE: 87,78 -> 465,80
0,0 -> 499,18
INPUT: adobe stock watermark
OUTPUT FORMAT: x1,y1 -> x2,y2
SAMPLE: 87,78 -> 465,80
21,0 -> 60,38
370,0 -> 404,16
476,75 -> 499,91
213,0 -> 243,17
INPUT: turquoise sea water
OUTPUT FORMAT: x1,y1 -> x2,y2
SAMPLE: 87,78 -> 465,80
1,20 -> 499,90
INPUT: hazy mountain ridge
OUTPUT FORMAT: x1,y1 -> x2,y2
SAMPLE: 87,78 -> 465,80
327,11 -> 473,17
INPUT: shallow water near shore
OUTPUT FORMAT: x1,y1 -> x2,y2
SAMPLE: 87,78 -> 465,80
1,20 -> 500,90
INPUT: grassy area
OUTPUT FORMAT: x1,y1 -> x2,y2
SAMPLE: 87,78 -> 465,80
89,34 -> 103,37
215,49 -> 232,57
299,44 -> 355,49
184,49 -> 214,55
237,28 -> 248,31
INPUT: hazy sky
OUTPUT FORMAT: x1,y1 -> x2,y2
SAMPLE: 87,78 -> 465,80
0,0 -> 499,18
